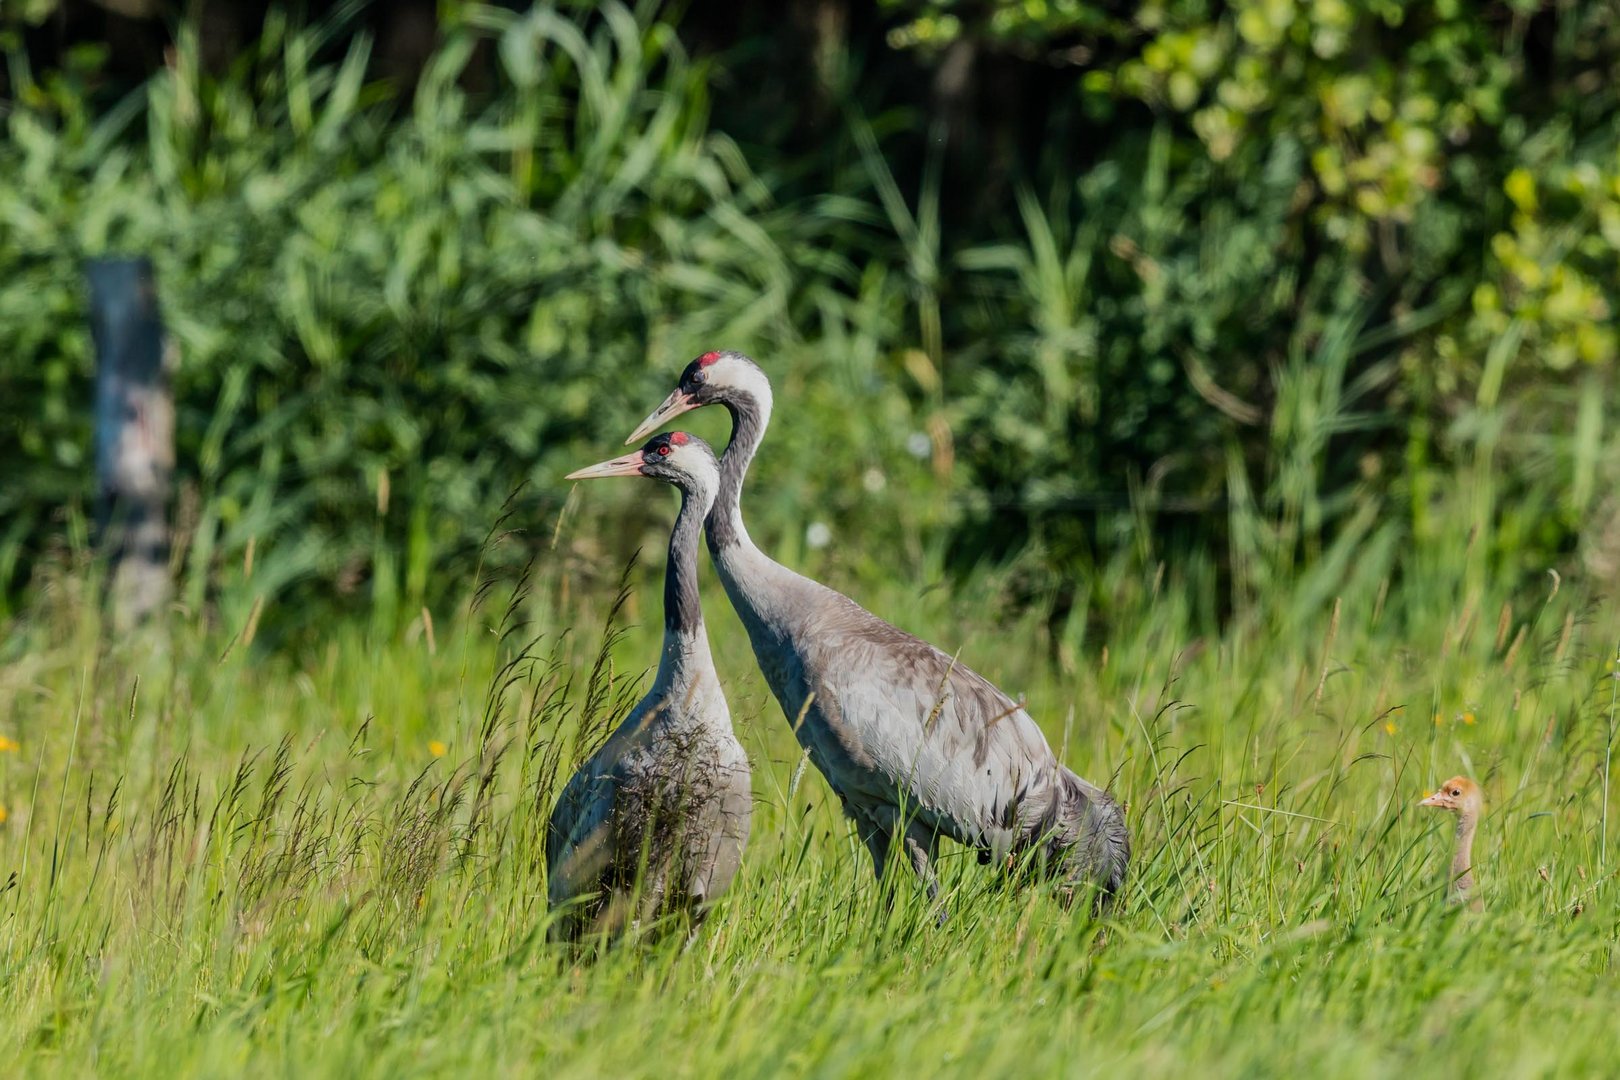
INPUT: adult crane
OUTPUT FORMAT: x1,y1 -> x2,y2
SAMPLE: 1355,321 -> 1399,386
547,432 -> 751,939
626,351 -> 1127,911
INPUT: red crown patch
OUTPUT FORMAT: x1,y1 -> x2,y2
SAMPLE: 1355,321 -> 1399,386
669,431 -> 690,445
698,351 -> 722,366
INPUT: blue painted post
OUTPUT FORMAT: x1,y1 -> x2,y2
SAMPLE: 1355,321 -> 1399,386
87,257 -> 173,627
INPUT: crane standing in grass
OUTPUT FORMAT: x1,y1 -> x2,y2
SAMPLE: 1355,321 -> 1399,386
626,350 -> 1128,912
547,433 -> 751,939
1419,776 -> 1484,910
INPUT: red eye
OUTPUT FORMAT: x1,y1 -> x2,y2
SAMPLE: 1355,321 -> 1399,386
657,445 -> 671,456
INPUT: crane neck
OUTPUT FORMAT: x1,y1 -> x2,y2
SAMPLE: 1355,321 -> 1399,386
1449,809 -> 1478,899
702,386 -> 819,645
657,482 -> 714,681
708,391 -> 771,554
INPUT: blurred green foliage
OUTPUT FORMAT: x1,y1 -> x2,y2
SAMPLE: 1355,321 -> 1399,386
3,0 -> 1619,638
0,4 -> 944,630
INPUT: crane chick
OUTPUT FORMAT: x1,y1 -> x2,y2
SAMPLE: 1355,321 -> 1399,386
1419,776 -> 1484,910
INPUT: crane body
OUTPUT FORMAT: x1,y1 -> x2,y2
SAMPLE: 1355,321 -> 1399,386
547,433 -> 751,939
628,352 -> 1127,907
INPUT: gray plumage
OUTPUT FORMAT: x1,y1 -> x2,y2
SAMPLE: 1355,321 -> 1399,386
547,433 -> 751,939
627,352 -> 1127,910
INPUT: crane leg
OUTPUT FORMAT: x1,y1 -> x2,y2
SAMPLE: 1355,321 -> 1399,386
853,806 -> 893,880
860,804 -> 948,925
901,821 -> 948,926
901,824 -> 940,900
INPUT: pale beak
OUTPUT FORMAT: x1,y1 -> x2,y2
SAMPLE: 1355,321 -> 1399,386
1418,793 -> 1447,808
625,389 -> 698,444
565,452 -> 645,481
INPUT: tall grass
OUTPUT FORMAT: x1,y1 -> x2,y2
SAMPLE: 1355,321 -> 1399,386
0,519 -> 1616,1075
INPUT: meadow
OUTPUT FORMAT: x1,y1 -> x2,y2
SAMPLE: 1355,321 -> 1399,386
5,2 -> 1620,1074
1,528 -> 1616,1078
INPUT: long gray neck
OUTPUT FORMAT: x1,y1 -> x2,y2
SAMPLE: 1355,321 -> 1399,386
653,483 -> 717,692
708,397 -> 765,553
703,391 -> 813,655
664,486 -> 707,636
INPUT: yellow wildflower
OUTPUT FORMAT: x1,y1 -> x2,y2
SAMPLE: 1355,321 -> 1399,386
1433,713 -> 1443,727
1462,712 -> 1477,726
0,736 -> 18,753
0,806 -> 8,823
1383,721 -> 1398,736
428,740 -> 448,758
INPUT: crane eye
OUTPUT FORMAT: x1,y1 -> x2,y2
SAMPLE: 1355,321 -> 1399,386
1450,788 -> 1460,797
690,369 -> 708,386
657,445 -> 672,457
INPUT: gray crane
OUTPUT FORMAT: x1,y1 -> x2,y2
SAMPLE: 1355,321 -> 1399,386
547,432 -> 751,939
626,351 -> 1128,912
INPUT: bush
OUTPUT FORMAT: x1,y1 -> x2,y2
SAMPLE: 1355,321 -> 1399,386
0,4 -> 938,629
4,0 -> 1620,640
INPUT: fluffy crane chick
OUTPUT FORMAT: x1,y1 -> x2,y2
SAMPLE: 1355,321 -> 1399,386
1419,776 -> 1484,910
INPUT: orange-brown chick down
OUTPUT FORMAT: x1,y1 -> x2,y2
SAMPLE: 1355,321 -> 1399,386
1419,775 -> 1483,909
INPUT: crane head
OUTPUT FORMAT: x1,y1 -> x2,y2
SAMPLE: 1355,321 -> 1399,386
1419,776 -> 1483,816
567,432 -> 719,493
625,350 -> 768,443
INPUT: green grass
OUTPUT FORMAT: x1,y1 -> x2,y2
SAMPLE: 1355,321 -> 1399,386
0,550 -> 1617,1078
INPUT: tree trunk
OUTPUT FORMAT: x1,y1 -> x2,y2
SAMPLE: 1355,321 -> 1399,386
88,257 -> 174,629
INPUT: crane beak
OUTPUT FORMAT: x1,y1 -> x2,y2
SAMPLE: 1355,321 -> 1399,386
625,389 -> 697,444
565,452 -> 645,481
1418,792 -> 1447,808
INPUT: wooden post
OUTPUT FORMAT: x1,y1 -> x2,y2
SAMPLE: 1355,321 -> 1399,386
88,257 -> 174,628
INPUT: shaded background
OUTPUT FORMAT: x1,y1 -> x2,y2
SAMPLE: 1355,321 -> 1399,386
3,0 -> 1617,647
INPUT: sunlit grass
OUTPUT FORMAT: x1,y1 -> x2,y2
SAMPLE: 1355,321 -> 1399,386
0,550 -> 1615,1078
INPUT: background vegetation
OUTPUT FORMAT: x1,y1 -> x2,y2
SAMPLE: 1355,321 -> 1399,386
4,0 -> 1619,633
1,1 -> 1618,1075
0,510 -> 1616,1076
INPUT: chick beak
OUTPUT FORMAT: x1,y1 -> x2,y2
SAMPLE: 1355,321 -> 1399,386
1418,792 -> 1448,809
565,452 -> 645,480
625,389 -> 697,444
